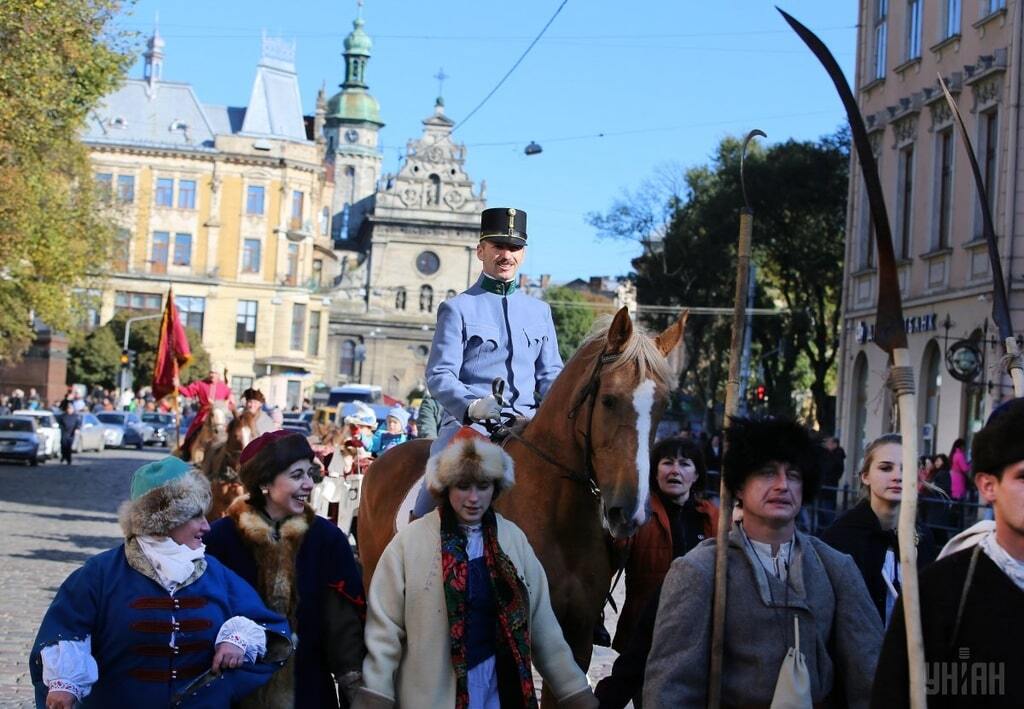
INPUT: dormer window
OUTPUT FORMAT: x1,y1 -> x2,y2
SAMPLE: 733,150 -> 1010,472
169,120 -> 188,132
109,116 -> 127,129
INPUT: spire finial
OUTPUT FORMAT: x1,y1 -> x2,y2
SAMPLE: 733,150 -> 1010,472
356,0 -> 364,20
434,67 -> 449,101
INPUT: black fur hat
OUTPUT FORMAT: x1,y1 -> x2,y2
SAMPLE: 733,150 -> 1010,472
722,416 -> 823,502
971,397 -> 1024,477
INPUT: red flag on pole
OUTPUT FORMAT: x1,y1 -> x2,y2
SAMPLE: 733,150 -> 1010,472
152,289 -> 192,400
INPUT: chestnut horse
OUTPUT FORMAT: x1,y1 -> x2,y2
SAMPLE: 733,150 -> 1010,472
358,307 -> 686,693
198,409 -> 257,519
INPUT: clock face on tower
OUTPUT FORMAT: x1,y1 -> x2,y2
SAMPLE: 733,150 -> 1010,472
344,129 -> 359,144
416,250 -> 440,275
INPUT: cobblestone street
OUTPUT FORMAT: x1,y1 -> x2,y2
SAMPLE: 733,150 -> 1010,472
0,448 -> 622,706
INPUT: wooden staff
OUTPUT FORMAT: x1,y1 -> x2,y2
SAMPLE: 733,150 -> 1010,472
779,10 -> 926,705
938,75 -> 1024,397
708,128 -> 764,708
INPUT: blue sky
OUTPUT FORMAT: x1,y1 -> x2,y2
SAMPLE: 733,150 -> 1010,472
115,1 -> 856,282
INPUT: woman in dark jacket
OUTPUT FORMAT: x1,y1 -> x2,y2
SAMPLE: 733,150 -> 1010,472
821,434 -> 936,626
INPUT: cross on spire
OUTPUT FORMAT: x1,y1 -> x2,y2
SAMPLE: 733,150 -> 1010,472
434,67 -> 450,99
356,0 -> 364,19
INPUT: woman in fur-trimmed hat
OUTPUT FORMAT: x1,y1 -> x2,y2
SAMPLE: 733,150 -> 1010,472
203,430 -> 366,709
354,434 -> 597,709
30,456 -> 292,709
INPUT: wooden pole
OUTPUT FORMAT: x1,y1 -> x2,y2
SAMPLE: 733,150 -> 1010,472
708,205 -> 753,708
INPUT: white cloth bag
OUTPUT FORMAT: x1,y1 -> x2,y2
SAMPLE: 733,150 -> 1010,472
770,614 -> 812,709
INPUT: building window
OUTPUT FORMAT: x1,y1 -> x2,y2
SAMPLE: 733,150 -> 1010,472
286,381 -> 302,410
395,287 -> 407,310
115,291 -> 162,312
981,110 -> 998,221
308,311 -> 321,355
172,233 -> 192,266
897,145 -> 914,259
246,185 -> 265,215
419,284 -> 434,313
95,173 -> 112,202
178,179 -> 196,209
151,231 -> 169,273
116,175 -> 135,204
427,174 -> 441,206
231,376 -> 253,401
236,300 -> 257,347
920,341 -> 942,456
155,178 -> 174,207
242,238 -> 261,273
113,228 -> 131,272
176,295 -> 205,335
339,339 -> 357,377
312,258 -> 323,288
873,0 -> 888,80
290,303 -> 306,350
987,0 -> 1006,14
285,243 -> 299,286
320,206 -> 329,234
905,0 -> 921,60
944,0 -> 961,38
446,288 -> 457,301
291,190 -> 304,230
936,129 -> 954,249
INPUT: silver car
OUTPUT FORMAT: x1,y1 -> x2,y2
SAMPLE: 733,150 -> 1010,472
72,413 -> 106,453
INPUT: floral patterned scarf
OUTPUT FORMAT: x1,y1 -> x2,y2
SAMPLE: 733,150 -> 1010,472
441,505 -> 537,709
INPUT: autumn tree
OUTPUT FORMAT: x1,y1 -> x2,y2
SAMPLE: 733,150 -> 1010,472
544,286 -> 597,361
0,1 -> 134,361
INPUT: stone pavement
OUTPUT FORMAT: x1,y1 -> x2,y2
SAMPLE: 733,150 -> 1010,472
0,448 -> 627,706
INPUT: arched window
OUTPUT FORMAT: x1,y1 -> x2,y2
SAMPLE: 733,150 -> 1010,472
920,340 -> 942,455
339,339 -> 356,377
427,174 -> 441,206
850,352 -> 869,471
419,284 -> 434,313
395,287 -> 407,310
446,289 -> 457,301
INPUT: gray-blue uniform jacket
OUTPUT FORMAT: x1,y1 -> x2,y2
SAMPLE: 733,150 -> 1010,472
426,273 -> 563,451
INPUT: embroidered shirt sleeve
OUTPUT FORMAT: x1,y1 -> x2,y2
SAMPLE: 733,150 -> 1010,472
216,616 -> 267,662
41,636 -> 99,701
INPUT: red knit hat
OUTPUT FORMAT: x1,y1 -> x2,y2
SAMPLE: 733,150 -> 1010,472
240,429 -> 295,466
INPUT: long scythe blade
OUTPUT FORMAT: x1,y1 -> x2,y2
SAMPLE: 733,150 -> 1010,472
779,9 -> 927,707
938,76 -> 1024,395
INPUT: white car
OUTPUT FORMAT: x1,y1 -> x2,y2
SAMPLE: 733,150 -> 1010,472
12,410 -> 60,459
73,413 -> 106,453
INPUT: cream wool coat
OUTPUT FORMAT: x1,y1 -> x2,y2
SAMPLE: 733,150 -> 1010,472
354,510 -> 593,708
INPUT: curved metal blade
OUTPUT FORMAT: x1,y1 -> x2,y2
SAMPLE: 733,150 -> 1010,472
778,7 -> 907,355
938,75 -> 1013,341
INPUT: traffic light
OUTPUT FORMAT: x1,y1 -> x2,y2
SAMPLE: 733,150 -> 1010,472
120,349 -> 130,367
755,384 -> 767,401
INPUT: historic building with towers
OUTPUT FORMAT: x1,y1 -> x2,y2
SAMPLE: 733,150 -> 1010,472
82,11 -> 490,405
836,0 -> 1024,474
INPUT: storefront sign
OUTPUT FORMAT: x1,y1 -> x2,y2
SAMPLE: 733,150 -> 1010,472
855,313 -> 938,344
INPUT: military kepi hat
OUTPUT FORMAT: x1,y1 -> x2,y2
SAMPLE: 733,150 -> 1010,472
480,207 -> 527,246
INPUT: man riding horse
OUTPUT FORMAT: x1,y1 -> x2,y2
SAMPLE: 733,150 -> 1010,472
411,207 -> 564,517
175,363 -> 235,461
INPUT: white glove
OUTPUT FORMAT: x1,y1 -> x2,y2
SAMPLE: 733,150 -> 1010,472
467,395 -> 502,422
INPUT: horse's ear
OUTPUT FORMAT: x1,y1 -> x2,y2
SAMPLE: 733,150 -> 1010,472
606,307 -> 633,354
655,310 -> 689,356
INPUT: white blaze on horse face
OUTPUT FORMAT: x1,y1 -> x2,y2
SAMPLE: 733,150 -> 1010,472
631,378 -> 656,526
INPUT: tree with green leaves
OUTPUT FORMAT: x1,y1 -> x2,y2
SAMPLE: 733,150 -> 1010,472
589,129 -> 849,430
544,285 -> 597,362
0,1 -> 134,361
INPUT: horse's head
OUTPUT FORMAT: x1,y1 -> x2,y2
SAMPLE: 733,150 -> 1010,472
566,307 -> 686,539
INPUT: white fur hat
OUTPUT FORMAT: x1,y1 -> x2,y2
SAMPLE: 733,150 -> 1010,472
425,436 -> 515,499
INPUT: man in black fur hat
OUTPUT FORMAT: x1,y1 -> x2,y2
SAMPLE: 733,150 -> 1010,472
872,398 -> 1024,707
644,416 -> 882,708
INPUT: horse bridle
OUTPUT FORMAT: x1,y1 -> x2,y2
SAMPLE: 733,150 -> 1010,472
503,347 -> 619,499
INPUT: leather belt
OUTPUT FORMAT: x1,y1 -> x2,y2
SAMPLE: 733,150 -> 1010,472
129,663 -> 206,683
130,596 -> 208,611
131,619 -> 213,634
133,640 -> 210,657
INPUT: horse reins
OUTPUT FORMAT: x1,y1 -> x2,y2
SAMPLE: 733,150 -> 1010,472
503,347 -> 619,499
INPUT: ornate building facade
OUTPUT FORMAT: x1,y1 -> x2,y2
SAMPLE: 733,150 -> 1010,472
84,31 -> 334,409
322,19 -> 488,400
837,0 -> 1024,474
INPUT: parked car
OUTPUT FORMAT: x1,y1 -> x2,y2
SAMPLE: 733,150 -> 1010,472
141,412 -> 178,447
95,412 -> 153,450
0,416 -> 46,465
72,413 -> 106,453
12,410 -> 60,459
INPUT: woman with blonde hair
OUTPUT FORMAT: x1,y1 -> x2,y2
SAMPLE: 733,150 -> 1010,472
821,433 -> 937,625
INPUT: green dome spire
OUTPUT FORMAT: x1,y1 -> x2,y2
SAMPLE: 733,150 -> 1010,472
327,13 -> 383,126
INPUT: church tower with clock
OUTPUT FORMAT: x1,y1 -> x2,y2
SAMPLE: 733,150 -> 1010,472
324,13 -> 384,243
